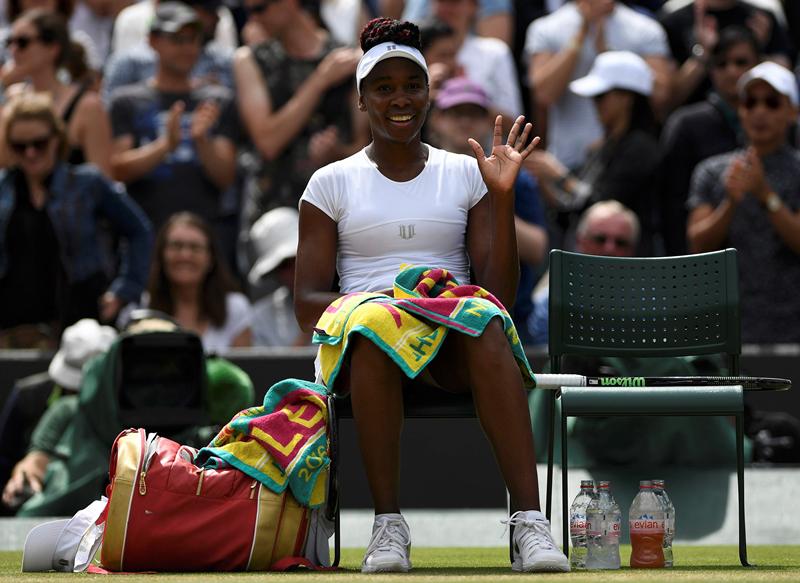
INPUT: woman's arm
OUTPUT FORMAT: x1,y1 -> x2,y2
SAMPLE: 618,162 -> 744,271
95,176 -> 154,302
75,91 -> 113,176
294,201 -> 342,332
234,46 -> 359,162
467,116 -> 540,309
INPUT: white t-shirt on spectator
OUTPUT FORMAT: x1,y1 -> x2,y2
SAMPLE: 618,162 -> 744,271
300,146 -> 487,293
203,292 -> 253,352
525,2 -> 669,169
118,291 -> 253,352
111,0 -> 238,55
459,34 -> 523,118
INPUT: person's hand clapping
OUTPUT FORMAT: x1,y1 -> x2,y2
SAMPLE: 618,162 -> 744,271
693,0 -> 719,54
724,155 -> 749,205
308,126 -> 341,168
190,100 -> 221,144
315,47 -> 361,89
468,115 -> 540,195
525,150 -> 569,183
164,100 -> 185,151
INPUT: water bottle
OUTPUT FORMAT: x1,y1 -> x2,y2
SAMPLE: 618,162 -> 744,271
629,480 -> 666,568
585,480 -> 621,569
568,480 -> 595,569
653,479 -> 675,567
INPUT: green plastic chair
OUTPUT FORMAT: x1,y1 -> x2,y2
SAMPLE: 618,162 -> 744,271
544,248 -> 752,566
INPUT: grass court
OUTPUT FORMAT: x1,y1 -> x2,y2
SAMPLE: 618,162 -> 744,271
2,546 -> 799,582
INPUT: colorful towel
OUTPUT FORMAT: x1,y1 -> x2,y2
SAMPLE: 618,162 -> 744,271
194,378 -> 329,508
313,265 -> 536,389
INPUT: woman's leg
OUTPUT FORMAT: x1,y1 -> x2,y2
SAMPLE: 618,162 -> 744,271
347,334 -> 405,514
428,320 -> 540,511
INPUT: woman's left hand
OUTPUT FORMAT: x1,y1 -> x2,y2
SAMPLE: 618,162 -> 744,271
99,292 -> 123,323
469,115 -> 540,195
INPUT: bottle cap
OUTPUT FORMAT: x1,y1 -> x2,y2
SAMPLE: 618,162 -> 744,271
598,480 -> 611,489
639,480 -> 653,488
580,480 -> 594,488
652,479 -> 665,488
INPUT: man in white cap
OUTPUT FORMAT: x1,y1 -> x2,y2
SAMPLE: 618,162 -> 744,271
1,320 -> 117,511
248,207 -> 309,347
688,61 -> 800,343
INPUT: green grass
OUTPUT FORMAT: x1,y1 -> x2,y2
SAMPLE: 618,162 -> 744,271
2,546 -> 799,582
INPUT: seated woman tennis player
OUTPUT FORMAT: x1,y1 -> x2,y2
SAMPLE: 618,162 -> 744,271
294,18 -> 570,574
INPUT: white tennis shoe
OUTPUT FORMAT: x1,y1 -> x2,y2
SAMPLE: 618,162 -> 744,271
507,510 -> 571,572
361,513 -> 412,573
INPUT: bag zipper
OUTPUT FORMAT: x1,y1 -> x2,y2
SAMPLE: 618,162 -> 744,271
250,479 -> 258,500
138,433 -> 161,495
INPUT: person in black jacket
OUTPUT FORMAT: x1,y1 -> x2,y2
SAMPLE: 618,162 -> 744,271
658,25 -> 761,255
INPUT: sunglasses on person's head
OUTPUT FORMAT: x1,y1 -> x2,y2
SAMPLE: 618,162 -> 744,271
589,233 -> 632,248
8,134 -> 52,156
5,34 -> 39,50
742,94 -> 783,111
712,57 -> 753,69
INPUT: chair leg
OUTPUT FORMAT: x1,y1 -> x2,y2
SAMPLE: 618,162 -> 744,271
736,413 -> 752,567
561,411 -> 569,558
326,397 -> 341,567
507,490 -> 514,565
546,390 -> 556,521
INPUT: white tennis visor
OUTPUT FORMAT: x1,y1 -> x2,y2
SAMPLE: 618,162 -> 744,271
356,42 -> 430,95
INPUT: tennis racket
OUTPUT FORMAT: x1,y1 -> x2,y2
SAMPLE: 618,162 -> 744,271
534,374 -> 791,391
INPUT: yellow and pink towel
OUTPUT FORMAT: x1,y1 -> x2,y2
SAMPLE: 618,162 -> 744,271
313,265 -> 536,389
194,378 -> 329,508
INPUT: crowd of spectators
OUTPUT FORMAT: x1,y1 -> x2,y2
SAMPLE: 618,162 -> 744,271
0,0 -> 798,350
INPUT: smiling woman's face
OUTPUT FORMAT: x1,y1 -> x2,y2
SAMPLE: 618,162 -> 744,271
162,222 -> 212,288
359,57 -> 430,145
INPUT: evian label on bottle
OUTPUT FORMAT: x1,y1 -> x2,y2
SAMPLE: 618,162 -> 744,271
570,515 -> 588,536
630,517 -> 665,534
607,517 -> 622,538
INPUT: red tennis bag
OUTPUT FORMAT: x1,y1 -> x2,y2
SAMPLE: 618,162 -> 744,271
99,428 -> 311,571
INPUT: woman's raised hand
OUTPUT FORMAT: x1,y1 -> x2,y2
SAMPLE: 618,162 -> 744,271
468,115 -> 540,195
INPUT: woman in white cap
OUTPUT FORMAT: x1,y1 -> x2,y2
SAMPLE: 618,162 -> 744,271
294,17 -> 568,574
526,50 -> 661,254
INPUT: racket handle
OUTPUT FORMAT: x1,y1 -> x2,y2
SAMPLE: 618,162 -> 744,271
535,374 -> 585,389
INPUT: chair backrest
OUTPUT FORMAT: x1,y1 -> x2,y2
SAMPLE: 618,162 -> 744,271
548,249 -> 741,373
115,330 -> 209,431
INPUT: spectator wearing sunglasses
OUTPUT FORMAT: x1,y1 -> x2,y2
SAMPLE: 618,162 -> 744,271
102,0 -> 235,104
0,9 -> 113,174
688,61 -> 800,343
658,25 -> 762,256
111,0 -> 237,55
0,93 -> 152,347
527,199 -> 638,347
525,50 -> 661,255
